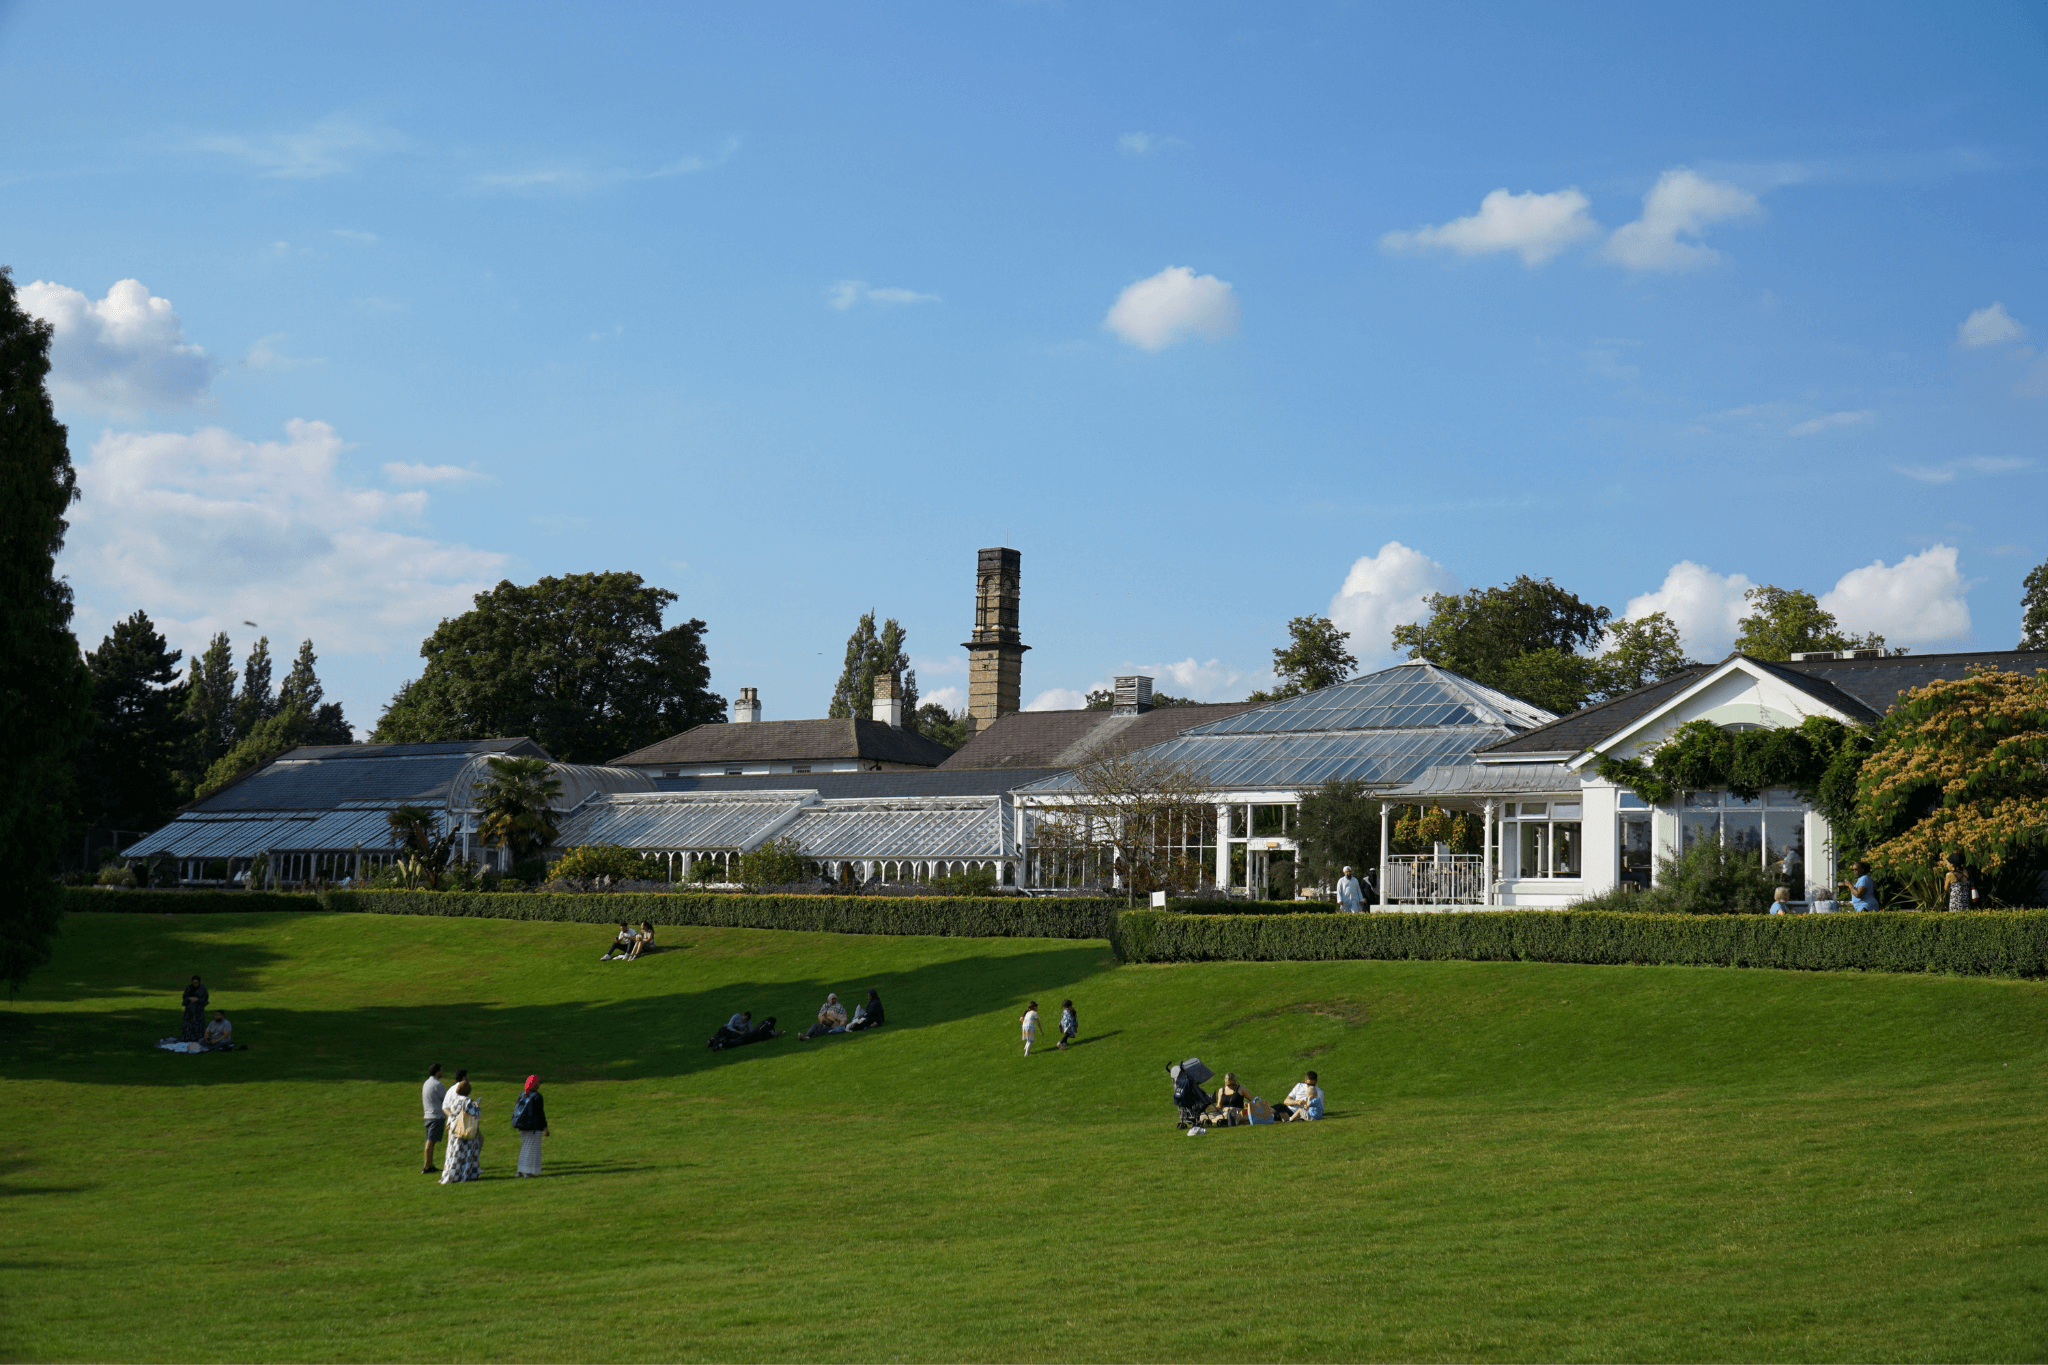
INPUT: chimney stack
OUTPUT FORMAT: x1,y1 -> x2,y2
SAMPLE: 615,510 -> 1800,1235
1113,675 -> 1154,715
962,547 -> 1028,736
733,687 -> 761,723
872,672 -> 902,728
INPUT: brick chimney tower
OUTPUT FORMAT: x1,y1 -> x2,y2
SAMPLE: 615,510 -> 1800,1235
963,547 -> 1027,735
872,671 -> 902,728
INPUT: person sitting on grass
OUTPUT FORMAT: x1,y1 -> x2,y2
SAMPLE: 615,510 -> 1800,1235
799,993 -> 849,1040
1205,1073 -> 1250,1126
845,989 -> 885,1032
626,922 -> 656,960
600,923 -> 634,961
201,1011 -> 234,1050
1276,1070 -> 1323,1122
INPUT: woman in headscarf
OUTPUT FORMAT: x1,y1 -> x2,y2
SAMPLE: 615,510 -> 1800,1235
800,993 -> 849,1040
440,1079 -> 482,1183
512,1075 -> 549,1177
180,975 -> 209,1042
845,988 -> 885,1032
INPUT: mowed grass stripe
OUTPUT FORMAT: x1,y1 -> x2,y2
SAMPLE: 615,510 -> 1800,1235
1,912 -> 2043,1362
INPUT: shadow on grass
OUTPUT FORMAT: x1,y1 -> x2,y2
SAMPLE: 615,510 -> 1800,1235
1,941 -> 1113,1089
0,1159 -> 97,1199
23,912 -> 299,1003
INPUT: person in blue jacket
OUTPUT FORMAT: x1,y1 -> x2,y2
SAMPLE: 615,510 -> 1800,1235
513,1075 -> 550,1177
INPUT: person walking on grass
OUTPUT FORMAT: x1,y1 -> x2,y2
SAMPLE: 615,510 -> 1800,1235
1056,999 -> 1077,1050
512,1075 -> 549,1177
440,1078 -> 482,1183
421,1064 -> 448,1174
1021,1000 -> 1040,1056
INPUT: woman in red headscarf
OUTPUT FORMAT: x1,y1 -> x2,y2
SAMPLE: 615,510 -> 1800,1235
512,1075 -> 550,1177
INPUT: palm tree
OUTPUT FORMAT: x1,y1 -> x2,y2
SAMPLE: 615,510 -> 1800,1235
386,803 -> 457,889
477,757 -> 563,863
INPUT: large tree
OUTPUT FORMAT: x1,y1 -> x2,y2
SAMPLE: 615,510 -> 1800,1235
1392,576 -> 1612,711
1733,585 -> 1884,661
232,635 -> 276,741
1247,615 -> 1357,703
373,572 -> 724,762
827,611 -> 919,725
77,611 -> 192,839
1293,777 -> 1382,892
2020,558 -> 2048,652
1590,611 -> 1694,698
182,631 -> 237,771
0,266 -> 93,987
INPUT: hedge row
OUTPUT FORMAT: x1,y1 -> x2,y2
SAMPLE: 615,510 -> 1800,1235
61,888 -> 323,914
322,889 -> 1123,940
1108,908 -> 2048,977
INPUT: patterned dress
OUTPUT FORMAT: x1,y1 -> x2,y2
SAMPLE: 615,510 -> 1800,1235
440,1096 -> 482,1183
180,983 -> 208,1042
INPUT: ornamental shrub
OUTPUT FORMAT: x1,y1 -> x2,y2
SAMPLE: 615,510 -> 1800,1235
1570,839 -> 1777,915
548,845 -> 671,884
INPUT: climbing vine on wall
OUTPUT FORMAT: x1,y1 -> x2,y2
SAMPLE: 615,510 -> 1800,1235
1592,715 -> 1873,827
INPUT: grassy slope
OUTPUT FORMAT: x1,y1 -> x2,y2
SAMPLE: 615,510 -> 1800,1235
2,912 -> 2044,1364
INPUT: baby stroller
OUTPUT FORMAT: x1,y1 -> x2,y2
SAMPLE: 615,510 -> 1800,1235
1170,1058 -> 1214,1130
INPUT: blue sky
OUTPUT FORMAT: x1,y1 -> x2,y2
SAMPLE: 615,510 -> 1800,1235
5,1 -> 2044,733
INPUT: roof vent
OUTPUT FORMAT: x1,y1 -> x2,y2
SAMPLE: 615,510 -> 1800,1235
1789,651 -> 1841,662
1113,675 -> 1153,716
733,687 -> 761,723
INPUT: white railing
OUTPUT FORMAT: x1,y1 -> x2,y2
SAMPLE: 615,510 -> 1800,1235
1386,854 -> 1488,904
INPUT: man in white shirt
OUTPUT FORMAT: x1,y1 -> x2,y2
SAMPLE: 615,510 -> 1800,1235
1277,1070 -> 1323,1121
1336,866 -> 1366,913
421,1063 -> 447,1175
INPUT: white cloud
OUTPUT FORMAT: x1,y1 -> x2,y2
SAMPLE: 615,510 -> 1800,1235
383,461 -> 487,485
923,685 -> 968,713
191,117 -> 390,179
18,278 -> 217,414
828,281 -> 941,310
1327,542 -> 1458,664
1623,561 -> 1757,660
1787,409 -> 1875,437
1958,302 -> 2025,348
1025,688 -> 1091,711
62,419 -> 507,662
1891,455 -> 2030,484
1602,168 -> 1761,273
1119,132 -> 1155,155
1103,266 -> 1240,351
1380,187 -> 1599,266
1821,545 -> 1971,647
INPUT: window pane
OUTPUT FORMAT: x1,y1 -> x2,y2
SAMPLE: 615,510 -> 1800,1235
1519,802 -> 1546,818
1683,791 -> 1720,808
1680,812 -> 1719,851
1619,816 -> 1653,889
1766,811 -> 1805,883
1552,803 -> 1581,818
1766,788 -> 1805,807
1230,805 -> 1248,838
1617,791 -> 1649,809
1726,792 -> 1760,808
1552,822 -> 1581,876
1724,811 -> 1763,861
1252,804 -> 1289,837
1518,821 -> 1548,878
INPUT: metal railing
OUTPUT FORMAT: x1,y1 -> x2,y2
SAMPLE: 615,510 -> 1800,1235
1385,854 -> 1488,904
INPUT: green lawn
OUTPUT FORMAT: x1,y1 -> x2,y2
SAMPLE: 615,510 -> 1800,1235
3,911 -> 2044,1363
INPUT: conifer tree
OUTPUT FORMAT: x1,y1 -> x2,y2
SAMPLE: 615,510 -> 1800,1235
78,611 -> 192,837
826,611 -> 920,723
0,265 -> 93,987
233,636 -> 275,741
183,631 -> 237,768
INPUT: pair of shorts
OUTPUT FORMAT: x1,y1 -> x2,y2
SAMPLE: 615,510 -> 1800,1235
423,1114 -> 447,1141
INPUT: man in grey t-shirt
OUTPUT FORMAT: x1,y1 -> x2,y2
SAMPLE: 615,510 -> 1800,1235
421,1064 -> 447,1174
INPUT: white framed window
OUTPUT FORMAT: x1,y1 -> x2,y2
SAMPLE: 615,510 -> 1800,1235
1502,800 -> 1581,878
1666,789 -> 1808,889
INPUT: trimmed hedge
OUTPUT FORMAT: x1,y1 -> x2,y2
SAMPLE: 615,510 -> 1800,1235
1109,908 -> 2048,977
59,887 -> 323,914
323,889 -> 1121,940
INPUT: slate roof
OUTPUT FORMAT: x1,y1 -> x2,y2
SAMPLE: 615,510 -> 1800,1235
1777,650 -> 2048,714
609,718 -> 955,769
1478,668 -> 1712,757
191,738 -> 549,812
937,702 -> 1260,771
654,769 -> 1063,798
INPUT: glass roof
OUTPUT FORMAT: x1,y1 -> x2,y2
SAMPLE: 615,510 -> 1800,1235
1182,661 -> 1554,737
1024,725 -> 1514,793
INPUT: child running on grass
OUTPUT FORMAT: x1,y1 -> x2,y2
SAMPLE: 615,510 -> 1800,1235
1021,1001 -> 1039,1056
1057,999 -> 1077,1050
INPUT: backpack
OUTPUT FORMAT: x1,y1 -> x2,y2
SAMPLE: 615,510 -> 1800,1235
1246,1096 -> 1273,1125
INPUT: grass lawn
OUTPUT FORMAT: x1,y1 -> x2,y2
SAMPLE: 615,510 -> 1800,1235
3,911 -> 2045,1363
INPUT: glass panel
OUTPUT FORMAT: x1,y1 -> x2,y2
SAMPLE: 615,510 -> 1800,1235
1519,802 -> 1546,818
1723,811 -> 1763,862
1617,791 -> 1649,809
1680,811 -> 1719,851
1230,805 -> 1248,839
1552,822 -> 1581,876
1619,816 -> 1653,889
1725,792 -> 1760,808
1551,803 -> 1581,818
1766,811 -> 1805,885
1518,821 -> 1548,879
1766,788 -> 1804,807
1683,791 -> 1720,808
